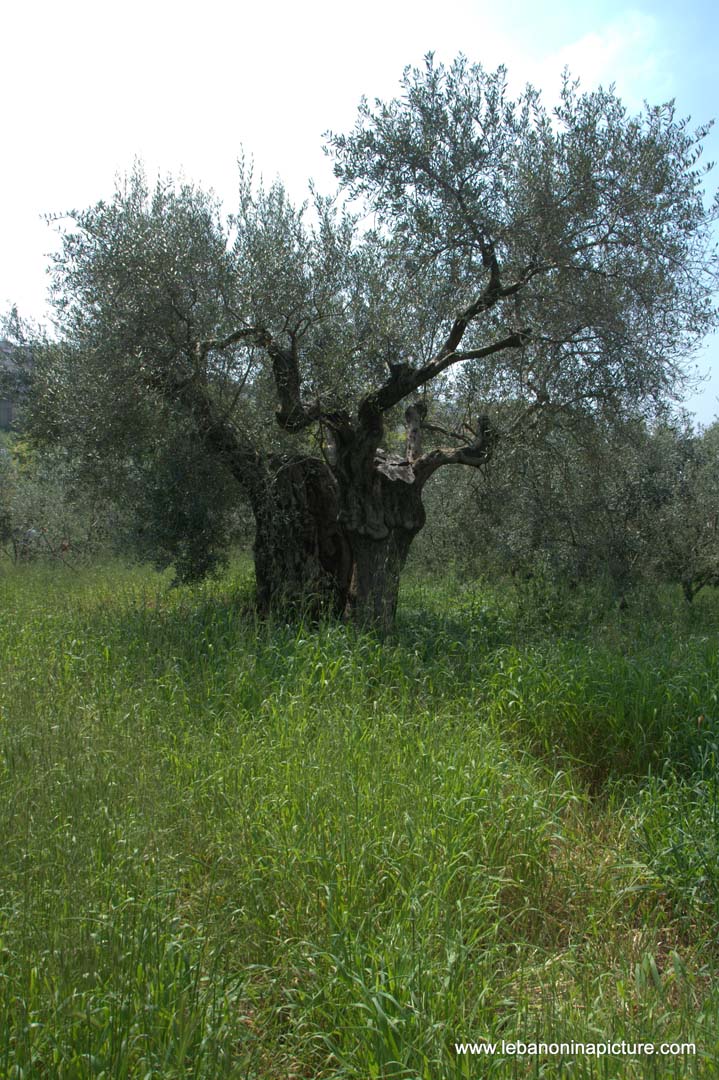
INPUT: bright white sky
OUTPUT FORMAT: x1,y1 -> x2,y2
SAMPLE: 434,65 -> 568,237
2,0 -> 718,421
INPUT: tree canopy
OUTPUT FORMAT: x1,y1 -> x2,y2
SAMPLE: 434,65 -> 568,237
328,57 -> 717,419
25,54 -> 719,626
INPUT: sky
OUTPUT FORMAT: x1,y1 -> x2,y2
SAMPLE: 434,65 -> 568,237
1,0 -> 718,421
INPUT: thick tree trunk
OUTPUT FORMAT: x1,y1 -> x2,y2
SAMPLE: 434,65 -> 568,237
337,413 -> 496,629
171,376 -> 353,617
249,447 -> 424,630
251,454 -> 352,617
337,445 -> 427,631
347,528 -> 416,630
250,337 -> 496,627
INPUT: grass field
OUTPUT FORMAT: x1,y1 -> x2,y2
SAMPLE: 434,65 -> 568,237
1,560 -> 719,1077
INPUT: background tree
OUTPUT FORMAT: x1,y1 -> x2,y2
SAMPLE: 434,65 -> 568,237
0,439 -> 120,566
648,420 -> 719,601
413,413 -> 719,607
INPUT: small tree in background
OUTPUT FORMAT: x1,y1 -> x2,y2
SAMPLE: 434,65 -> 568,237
649,421 -> 719,601
413,413 -> 719,606
0,438 -> 119,565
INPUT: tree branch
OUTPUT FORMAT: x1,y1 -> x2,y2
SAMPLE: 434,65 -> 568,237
267,334 -> 329,433
413,415 -> 497,487
198,325 -> 269,360
353,249 -> 543,432
362,328 -> 531,422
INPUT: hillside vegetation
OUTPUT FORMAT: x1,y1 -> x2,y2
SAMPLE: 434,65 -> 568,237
1,561 -> 718,1077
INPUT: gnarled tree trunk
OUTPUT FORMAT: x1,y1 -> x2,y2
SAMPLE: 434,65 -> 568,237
334,416 -> 428,631
172,373 -> 353,617
251,454 -> 353,617
347,524 -> 418,629
343,451 -> 427,629
333,405 -> 496,631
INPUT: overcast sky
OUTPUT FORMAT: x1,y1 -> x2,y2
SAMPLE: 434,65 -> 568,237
2,0 -> 717,421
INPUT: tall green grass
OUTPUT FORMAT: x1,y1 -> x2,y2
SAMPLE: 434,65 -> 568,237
1,561 -> 718,1076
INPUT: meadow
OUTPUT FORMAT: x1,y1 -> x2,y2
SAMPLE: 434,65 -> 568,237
1,560 -> 718,1078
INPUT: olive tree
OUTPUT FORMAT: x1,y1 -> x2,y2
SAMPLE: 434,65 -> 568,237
280,55 -> 717,625
37,56 -> 718,627
648,420 -> 719,601
412,411 -> 684,591
34,172 -> 351,608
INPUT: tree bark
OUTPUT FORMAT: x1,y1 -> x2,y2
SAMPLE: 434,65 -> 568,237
251,455 -> 353,617
334,409 -> 496,630
335,437 -> 427,630
347,528 -> 417,630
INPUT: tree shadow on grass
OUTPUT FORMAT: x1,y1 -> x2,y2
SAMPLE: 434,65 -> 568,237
69,566 -> 719,791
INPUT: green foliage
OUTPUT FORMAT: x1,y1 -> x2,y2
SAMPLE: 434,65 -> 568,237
1,563 -> 719,1076
413,412 -> 719,601
124,422 -> 251,584
649,421 -> 719,599
20,173 -> 268,582
330,54 -> 718,421
638,734 -> 719,927
0,436 -> 118,564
